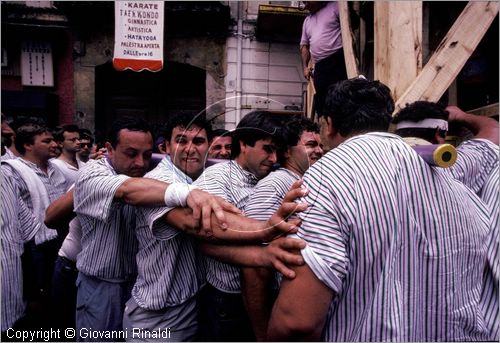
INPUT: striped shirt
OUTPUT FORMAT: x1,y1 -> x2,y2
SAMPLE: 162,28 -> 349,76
1,170 -> 41,329
74,158 -> 138,281
51,158 -> 85,185
132,157 -> 205,310
296,132 -> 492,341
193,160 -> 259,293
244,168 -> 300,288
448,139 -> 499,340
2,158 -> 69,244
244,168 -> 300,221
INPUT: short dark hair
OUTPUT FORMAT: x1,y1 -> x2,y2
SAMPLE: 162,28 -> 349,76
393,101 -> 449,141
79,128 -> 94,144
15,123 -> 50,155
211,129 -> 232,141
54,124 -> 80,142
10,117 -> 46,132
231,111 -> 284,159
163,113 -> 212,142
278,116 -> 319,165
108,116 -> 153,148
322,78 -> 394,136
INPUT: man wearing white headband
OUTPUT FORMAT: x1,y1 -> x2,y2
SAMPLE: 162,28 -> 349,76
393,101 -> 449,145
393,101 -> 499,341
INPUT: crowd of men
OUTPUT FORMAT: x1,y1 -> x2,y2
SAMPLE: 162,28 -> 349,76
1,77 -> 498,342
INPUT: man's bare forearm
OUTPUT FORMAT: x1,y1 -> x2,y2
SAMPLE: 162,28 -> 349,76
242,267 -> 275,341
165,207 -> 270,242
45,189 -> 75,230
447,105 -> 499,144
116,178 -> 169,206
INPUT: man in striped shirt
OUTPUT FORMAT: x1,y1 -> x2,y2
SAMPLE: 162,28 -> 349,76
74,116 -> 238,341
1,122 -> 70,329
268,78 -> 493,341
193,110 -> 285,341
1,169 -> 42,339
393,102 -> 499,340
242,116 -> 323,340
124,113 -> 305,341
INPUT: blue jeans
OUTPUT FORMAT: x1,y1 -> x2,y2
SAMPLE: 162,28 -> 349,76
76,273 -> 134,342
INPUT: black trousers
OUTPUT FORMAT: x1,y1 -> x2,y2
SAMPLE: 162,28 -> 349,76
313,48 -> 348,116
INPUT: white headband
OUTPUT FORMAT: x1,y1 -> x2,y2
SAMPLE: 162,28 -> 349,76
396,118 -> 448,131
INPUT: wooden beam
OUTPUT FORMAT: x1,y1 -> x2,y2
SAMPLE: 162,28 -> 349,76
468,103 -> 499,117
374,1 -> 422,102
394,1 -> 499,113
338,1 -> 359,78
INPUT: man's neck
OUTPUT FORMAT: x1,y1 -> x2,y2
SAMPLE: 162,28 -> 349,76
284,162 -> 303,178
7,144 -> 20,157
59,150 -> 78,167
234,155 -> 255,176
22,154 -> 49,173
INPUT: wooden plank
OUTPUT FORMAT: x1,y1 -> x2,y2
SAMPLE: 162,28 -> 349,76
374,1 -> 422,102
306,75 -> 316,121
394,1 -> 499,113
338,1 -> 359,78
468,103 -> 499,117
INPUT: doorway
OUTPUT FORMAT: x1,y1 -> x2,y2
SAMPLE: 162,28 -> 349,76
95,61 -> 206,144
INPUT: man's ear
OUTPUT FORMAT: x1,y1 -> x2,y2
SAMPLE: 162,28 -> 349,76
164,141 -> 171,155
434,128 -> 446,144
104,142 -> 113,156
23,143 -> 33,153
240,141 -> 248,154
284,148 -> 291,160
325,116 -> 336,137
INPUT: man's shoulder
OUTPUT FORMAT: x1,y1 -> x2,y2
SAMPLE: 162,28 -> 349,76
199,160 -> 232,178
257,168 -> 298,187
458,139 -> 499,157
145,157 -> 187,183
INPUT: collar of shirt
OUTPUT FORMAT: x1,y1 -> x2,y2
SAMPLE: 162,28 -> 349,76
230,160 -> 259,185
342,132 -> 402,146
160,155 -> 193,184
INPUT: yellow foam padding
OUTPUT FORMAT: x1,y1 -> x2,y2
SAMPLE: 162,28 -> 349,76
433,144 -> 457,168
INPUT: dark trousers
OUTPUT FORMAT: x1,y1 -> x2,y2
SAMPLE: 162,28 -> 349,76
196,284 -> 255,342
313,48 -> 348,116
51,255 -> 79,339
21,238 -> 61,329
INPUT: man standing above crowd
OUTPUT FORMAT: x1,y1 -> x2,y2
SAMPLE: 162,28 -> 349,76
242,116 -> 323,340
268,78 -> 492,341
300,1 -> 347,116
393,101 -> 499,340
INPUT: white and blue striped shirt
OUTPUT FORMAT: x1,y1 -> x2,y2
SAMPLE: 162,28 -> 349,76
132,157 -> 205,310
448,139 -> 499,340
1,169 -> 41,330
194,160 -> 259,293
244,168 -> 300,288
244,168 -> 300,222
74,158 -> 138,281
1,158 -> 69,244
297,132 -> 492,341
